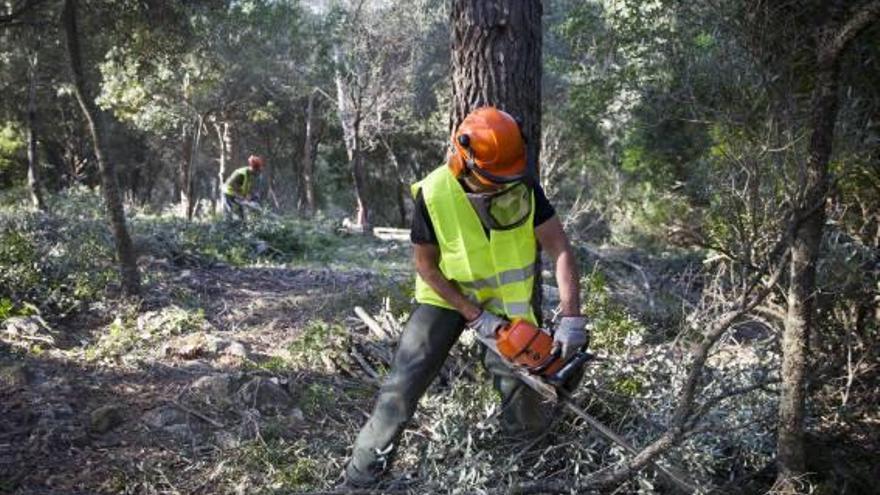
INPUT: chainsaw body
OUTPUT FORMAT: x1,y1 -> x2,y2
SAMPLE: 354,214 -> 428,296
495,318 -> 591,387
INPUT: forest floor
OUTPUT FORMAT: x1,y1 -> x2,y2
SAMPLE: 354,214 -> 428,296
1,232 -> 416,494
1,219 -> 878,494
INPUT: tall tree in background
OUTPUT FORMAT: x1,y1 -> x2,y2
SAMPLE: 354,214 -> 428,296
450,0 -> 542,169
334,41 -> 370,230
62,0 -> 140,295
25,26 -> 44,210
775,1 -> 880,490
300,87 -> 321,214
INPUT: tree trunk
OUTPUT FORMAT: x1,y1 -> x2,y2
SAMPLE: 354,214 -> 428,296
62,0 -> 139,295
189,115 -> 203,219
776,3 -> 880,488
450,0 -> 542,172
777,68 -> 836,491
300,89 -> 318,215
213,121 -> 229,214
382,139 -> 407,226
26,36 -> 45,210
264,133 -> 280,210
335,45 -> 370,231
450,0 -> 544,321
350,110 -> 369,229
179,123 -> 194,219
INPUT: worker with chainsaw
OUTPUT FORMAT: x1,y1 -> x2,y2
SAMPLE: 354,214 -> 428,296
223,154 -> 265,221
345,107 -> 589,487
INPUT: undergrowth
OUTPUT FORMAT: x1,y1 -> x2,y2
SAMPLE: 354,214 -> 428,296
0,187 -> 406,324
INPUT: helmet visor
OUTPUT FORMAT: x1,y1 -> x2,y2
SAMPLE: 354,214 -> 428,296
466,181 -> 532,231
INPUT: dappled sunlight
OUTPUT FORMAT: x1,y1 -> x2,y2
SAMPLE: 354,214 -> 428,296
2,0 -> 878,492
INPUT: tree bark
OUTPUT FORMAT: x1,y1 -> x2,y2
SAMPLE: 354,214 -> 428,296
300,89 -> 319,215
450,0 -> 544,320
62,0 -> 139,295
190,115 -> 204,218
26,34 -> 45,210
450,0 -> 542,172
777,69 -> 835,491
213,120 -> 230,214
335,45 -> 370,231
350,109 -> 369,229
264,133 -> 280,210
776,2 -> 880,489
179,123 -> 194,219
382,138 -> 407,226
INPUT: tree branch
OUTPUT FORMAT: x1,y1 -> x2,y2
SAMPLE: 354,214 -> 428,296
688,377 -> 782,430
581,229 -> 793,491
819,0 -> 880,67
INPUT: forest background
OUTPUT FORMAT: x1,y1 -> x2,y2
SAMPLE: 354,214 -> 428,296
1,1 -> 878,494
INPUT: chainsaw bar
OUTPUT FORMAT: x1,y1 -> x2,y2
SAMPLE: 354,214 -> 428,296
475,333 -> 697,494
475,334 -> 559,402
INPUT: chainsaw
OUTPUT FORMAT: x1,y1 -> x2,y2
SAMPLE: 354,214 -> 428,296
237,199 -> 280,219
494,318 -> 593,387
474,318 -> 698,494
237,199 -> 263,211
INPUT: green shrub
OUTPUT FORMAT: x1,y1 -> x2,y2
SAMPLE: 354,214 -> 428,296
234,439 -> 320,490
0,122 -> 25,188
0,298 -> 13,321
582,271 -> 646,352
85,315 -> 139,361
301,382 -> 333,415
0,190 -> 120,319
609,183 -> 691,248
133,213 -> 342,267
287,320 -> 348,371
0,229 -> 40,294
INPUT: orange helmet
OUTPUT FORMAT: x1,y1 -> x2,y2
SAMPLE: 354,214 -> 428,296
248,155 -> 265,171
450,107 -> 528,186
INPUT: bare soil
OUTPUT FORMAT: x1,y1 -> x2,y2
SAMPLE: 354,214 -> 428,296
0,262 -> 402,494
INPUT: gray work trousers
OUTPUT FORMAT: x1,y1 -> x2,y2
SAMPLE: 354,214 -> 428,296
347,304 -> 552,479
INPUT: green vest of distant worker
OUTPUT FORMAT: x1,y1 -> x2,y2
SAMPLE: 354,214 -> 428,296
224,167 -> 259,198
411,166 -> 538,324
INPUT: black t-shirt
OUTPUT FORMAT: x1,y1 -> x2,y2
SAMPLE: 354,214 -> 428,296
410,182 -> 556,244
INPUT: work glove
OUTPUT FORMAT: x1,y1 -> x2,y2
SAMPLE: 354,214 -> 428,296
467,310 -> 508,340
553,316 -> 590,361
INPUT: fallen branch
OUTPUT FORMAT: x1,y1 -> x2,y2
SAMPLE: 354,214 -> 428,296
170,400 -> 225,428
354,306 -> 393,340
348,335 -> 393,365
372,226 -> 410,241
475,334 -> 697,494
291,487 -> 412,495
6,332 -> 55,345
689,377 -> 781,429
349,347 -> 381,383
580,237 -> 792,491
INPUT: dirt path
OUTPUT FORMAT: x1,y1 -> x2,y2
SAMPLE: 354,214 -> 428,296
0,263 -> 406,494
168,264 -> 399,358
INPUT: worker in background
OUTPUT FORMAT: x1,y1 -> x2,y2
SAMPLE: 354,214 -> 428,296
223,155 -> 265,222
344,107 -> 589,487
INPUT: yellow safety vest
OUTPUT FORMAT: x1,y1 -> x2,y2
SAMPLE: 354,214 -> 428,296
224,167 -> 255,197
412,166 -> 538,324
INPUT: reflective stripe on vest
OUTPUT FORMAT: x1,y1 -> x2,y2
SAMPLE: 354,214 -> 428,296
411,166 -> 538,324
457,262 -> 537,291
224,167 -> 253,197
